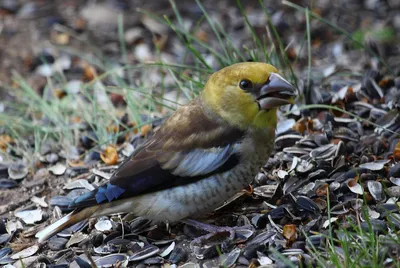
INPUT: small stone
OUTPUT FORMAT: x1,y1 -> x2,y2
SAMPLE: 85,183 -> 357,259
11,245 -> 39,259
48,163 -> 67,176
386,186 -> 400,197
95,219 -> 113,232
389,163 -> 400,178
359,160 -> 390,171
8,162 -> 28,180
66,232 -> 88,248
48,237 -> 68,251
30,196 -> 48,207
15,209 -> 43,224
124,28 -> 143,44
64,179 -> 95,191
169,247 -> 188,264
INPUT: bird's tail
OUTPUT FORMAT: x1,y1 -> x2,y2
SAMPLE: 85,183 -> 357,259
35,206 -> 99,243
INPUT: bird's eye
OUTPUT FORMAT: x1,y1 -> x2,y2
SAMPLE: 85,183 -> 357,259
239,79 -> 253,90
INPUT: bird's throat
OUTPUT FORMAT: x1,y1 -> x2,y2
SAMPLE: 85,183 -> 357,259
252,109 -> 278,129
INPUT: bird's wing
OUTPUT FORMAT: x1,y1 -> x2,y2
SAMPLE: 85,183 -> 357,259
69,99 -> 244,209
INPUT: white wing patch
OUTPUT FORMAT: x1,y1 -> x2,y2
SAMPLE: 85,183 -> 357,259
161,144 -> 239,177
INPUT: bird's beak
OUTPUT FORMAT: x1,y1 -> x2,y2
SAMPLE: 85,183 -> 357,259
257,73 -> 298,110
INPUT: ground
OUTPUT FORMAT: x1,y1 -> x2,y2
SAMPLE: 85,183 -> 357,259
0,0 -> 400,267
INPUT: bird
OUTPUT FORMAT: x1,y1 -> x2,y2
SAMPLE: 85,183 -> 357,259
36,62 -> 297,242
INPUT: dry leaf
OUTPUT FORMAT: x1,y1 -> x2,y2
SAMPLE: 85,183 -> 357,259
106,125 -> 119,133
394,140 -> 400,160
292,117 -> 313,134
316,183 -> 329,196
0,134 -> 13,151
141,124 -> 152,137
70,116 -> 82,124
83,64 -> 97,81
68,159 -> 86,167
51,31 -> 70,45
330,101 -> 345,117
283,224 -> 297,245
195,29 -> 208,42
129,121 -> 139,134
54,88 -> 67,99
153,35 -> 168,50
101,146 -> 118,165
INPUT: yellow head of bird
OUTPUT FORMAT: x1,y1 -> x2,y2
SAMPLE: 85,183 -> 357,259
201,62 -> 297,130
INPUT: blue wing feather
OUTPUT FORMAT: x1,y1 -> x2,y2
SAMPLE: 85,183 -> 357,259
95,187 -> 108,203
